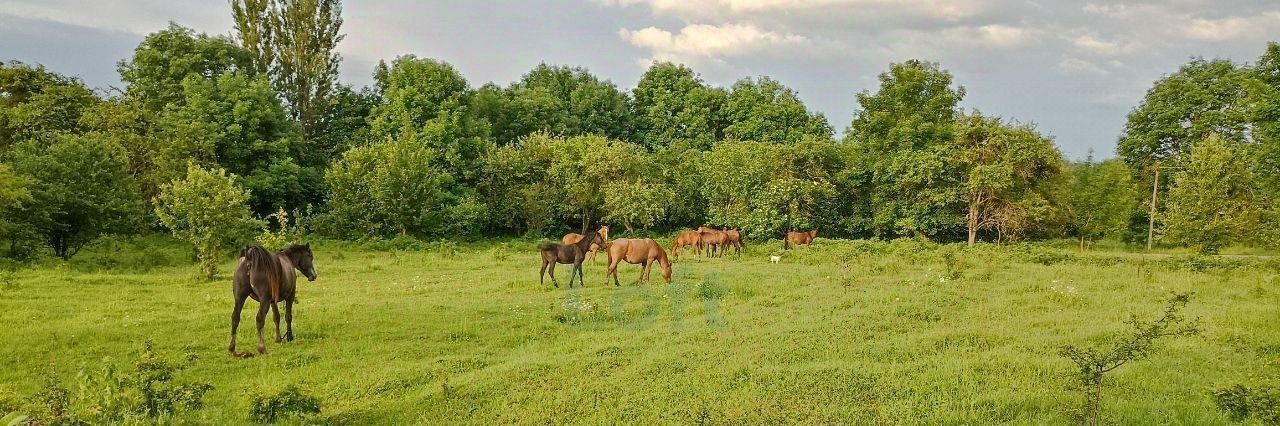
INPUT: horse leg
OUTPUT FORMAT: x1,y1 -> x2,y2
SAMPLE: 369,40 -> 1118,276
228,291 -> 249,355
271,302 -> 282,343
641,261 -> 651,282
255,299 -> 271,355
284,299 -> 294,342
608,257 -> 621,287
541,260 -> 553,288
549,262 -> 560,288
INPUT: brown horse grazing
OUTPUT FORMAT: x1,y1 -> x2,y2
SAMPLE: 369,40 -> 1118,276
784,229 -> 818,249
723,229 -> 743,257
670,230 -> 702,259
230,244 -> 317,356
562,225 -> 609,263
698,227 -> 728,257
606,238 -> 672,285
538,230 -> 604,288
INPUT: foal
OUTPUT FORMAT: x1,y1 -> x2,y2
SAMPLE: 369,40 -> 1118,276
538,230 -> 604,288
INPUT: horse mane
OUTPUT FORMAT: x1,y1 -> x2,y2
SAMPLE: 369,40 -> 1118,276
243,245 -> 283,302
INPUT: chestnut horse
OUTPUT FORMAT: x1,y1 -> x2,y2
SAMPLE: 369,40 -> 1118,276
723,229 -> 743,257
670,230 -> 702,259
230,244 -> 317,356
606,238 -> 672,285
562,225 -> 610,263
784,229 -> 818,249
539,230 -> 604,288
698,227 -> 728,257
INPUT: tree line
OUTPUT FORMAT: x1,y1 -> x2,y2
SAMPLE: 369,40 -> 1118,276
1,0 -> 1278,264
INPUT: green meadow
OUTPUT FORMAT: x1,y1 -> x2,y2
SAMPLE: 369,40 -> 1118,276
2,236 -> 1278,424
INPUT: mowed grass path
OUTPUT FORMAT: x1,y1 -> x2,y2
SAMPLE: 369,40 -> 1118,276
1,238 -> 1277,424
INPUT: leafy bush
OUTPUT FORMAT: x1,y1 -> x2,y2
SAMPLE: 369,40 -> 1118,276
249,385 -> 321,423
1213,384 -> 1280,424
1059,293 -> 1200,425
155,163 -> 260,278
19,342 -> 210,424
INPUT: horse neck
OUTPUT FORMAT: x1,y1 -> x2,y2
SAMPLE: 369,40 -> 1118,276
573,234 -> 597,250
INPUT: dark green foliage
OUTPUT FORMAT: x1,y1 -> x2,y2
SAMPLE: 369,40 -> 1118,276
0,61 -> 100,151
724,76 -> 831,144
472,63 -> 631,145
7,133 -> 143,259
117,23 -> 253,112
249,385 -> 321,423
847,59 -> 966,238
631,62 -> 726,150
1213,384 -> 1280,424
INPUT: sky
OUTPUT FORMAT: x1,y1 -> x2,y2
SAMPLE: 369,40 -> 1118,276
2,0 -> 1277,159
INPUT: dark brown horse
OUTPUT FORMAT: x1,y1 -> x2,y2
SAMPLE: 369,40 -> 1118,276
784,229 -> 818,249
698,227 -> 728,257
670,230 -> 702,259
606,238 -> 672,285
562,224 -> 609,263
723,229 -> 743,257
230,244 -> 317,356
539,230 -> 604,288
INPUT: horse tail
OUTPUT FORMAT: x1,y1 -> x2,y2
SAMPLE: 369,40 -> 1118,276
537,241 -> 558,251
243,245 -> 282,303
783,236 -> 790,250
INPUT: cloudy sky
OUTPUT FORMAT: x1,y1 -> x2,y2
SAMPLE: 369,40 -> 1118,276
2,0 -> 1277,159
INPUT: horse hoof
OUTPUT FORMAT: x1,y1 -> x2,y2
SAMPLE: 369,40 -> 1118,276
286,334 -> 294,342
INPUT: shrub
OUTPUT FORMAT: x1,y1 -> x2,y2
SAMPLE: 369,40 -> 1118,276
1213,384 -> 1280,424
1059,293 -> 1200,425
155,163 -> 260,279
21,342 -> 210,424
249,385 -> 321,423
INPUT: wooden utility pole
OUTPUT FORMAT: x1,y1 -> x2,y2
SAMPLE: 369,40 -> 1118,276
1146,162 -> 1160,251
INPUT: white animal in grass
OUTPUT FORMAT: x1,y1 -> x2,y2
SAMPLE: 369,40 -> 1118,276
769,254 -> 782,264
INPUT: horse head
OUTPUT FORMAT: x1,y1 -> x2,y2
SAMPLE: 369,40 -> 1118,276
290,243 -> 318,281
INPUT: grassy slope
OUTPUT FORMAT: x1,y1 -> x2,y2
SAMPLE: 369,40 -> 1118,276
0,237 -> 1277,424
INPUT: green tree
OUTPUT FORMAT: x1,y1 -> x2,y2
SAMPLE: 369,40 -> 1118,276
155,163 -> 259,278
604,180 -> 674,234
1118,59 -> 1249,167
1065,157 -> 1138,249
233,0 -> 344,143
0,163 -> 35,259
118,24 -> 252,112
700,139 -> 843,238
157,72 -> 309,214
724,76 -> 831,144
475,64 -> 632,145
368,56 -> 489,185
8,134 -> 143,259
1163,135 -> 1259,253
847,59 -> 965,238
323,138 -> 453,237
955,113 -> 1065,245
631,62 -> 726,150
0,61 -> 100,150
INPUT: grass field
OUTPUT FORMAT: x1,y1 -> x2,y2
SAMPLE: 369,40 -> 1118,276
2,236 -> 1279,424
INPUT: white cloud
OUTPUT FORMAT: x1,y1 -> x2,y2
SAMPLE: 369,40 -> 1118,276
599,0 -> 984,23
939,24 -> 1037,48
1071,34 -> 1138,56
1185,12 -> 1280,42
619,23 -> 809,59
1057,55 -> 1108,75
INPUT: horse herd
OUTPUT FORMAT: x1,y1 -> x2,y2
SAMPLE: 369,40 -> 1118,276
537,225 -> 818,289
225,227 -> 817,356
